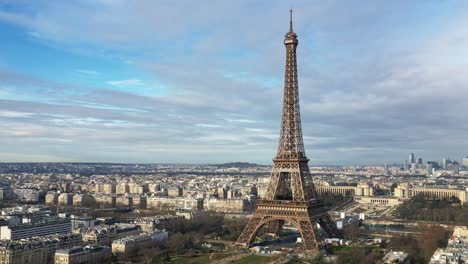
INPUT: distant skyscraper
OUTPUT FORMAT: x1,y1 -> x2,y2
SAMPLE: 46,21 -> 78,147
442,158 -> 448,170
463,157 -> 468,170
403,160 -> 408,170
417,158 -> 423,169
410,163 -> 417,175
428,161 -> 440,170
448,161 -> 460,174
426,162 -> 433,176
409,153 -> 415,164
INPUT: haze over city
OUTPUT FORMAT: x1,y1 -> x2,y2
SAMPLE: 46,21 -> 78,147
1,1 -> 468,164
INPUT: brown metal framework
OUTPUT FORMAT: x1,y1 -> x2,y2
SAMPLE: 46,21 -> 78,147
235,11 -> 341,254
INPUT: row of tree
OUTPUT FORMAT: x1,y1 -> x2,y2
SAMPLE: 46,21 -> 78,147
396,195 -> 468,224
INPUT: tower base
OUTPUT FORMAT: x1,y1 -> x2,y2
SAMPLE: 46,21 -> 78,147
235,199 -> 341,253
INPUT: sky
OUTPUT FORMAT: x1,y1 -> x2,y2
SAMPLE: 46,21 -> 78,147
1,0 -> 468,165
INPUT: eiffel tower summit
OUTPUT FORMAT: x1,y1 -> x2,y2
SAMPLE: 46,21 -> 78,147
235,10 -> 341,254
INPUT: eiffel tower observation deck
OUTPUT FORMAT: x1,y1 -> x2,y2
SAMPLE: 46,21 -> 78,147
235,11 -> 341,255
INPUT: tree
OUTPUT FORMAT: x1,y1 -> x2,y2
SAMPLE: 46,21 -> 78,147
336,247 -> 380,264
133,246 -> 162,264
387,225 -> 449,264
221,219 -> 249,241
343,223 -> 360,240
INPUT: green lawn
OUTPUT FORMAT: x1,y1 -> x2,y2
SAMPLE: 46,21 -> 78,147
170,254 -> 212,264
232,255 -> 273,264
210,253 -> 234,260
210,242 -> 227,250
150,253 -> 272,264
285,260 -> 305,264
328,245 -> 377,253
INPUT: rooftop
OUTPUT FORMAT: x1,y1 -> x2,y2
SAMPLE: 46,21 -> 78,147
383,251 -> 409,264
56,245 -> 110,255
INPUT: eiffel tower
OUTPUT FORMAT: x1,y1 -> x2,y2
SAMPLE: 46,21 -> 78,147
235,11 -> 341,254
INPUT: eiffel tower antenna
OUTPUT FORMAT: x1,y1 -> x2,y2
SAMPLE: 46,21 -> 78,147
290,9 -> 293,32
234,11 -> 341,255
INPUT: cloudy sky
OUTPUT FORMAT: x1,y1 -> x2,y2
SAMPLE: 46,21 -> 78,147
1,1 -> 468,165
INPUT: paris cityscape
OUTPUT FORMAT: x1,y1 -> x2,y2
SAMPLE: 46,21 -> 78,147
1,1 -> 468,264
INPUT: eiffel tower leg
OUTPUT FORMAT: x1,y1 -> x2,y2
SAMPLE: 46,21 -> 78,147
298,219 -> 319,254
266,220 -> 284,237
235,216 -> 262,247
315,213 -> 342,238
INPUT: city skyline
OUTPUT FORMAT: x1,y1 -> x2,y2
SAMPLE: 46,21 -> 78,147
1,1 -> 468,164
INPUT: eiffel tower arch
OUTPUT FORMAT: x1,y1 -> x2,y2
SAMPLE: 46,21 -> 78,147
234,10 -> 341,254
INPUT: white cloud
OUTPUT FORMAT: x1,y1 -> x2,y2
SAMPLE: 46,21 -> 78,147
195,124 -> 221,128
76,69 -> 99,75
0,88 -> 10,97
107,79 -> 144,87
225,118 -> 257,123
0,110 -> 34,118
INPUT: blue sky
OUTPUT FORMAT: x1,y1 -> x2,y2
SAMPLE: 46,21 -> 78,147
1,0 -> 468,165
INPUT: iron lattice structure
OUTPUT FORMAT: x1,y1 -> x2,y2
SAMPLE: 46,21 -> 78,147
235,11 -> 341,254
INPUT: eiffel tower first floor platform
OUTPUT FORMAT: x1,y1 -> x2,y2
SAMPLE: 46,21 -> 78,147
234,199 -> 342,254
